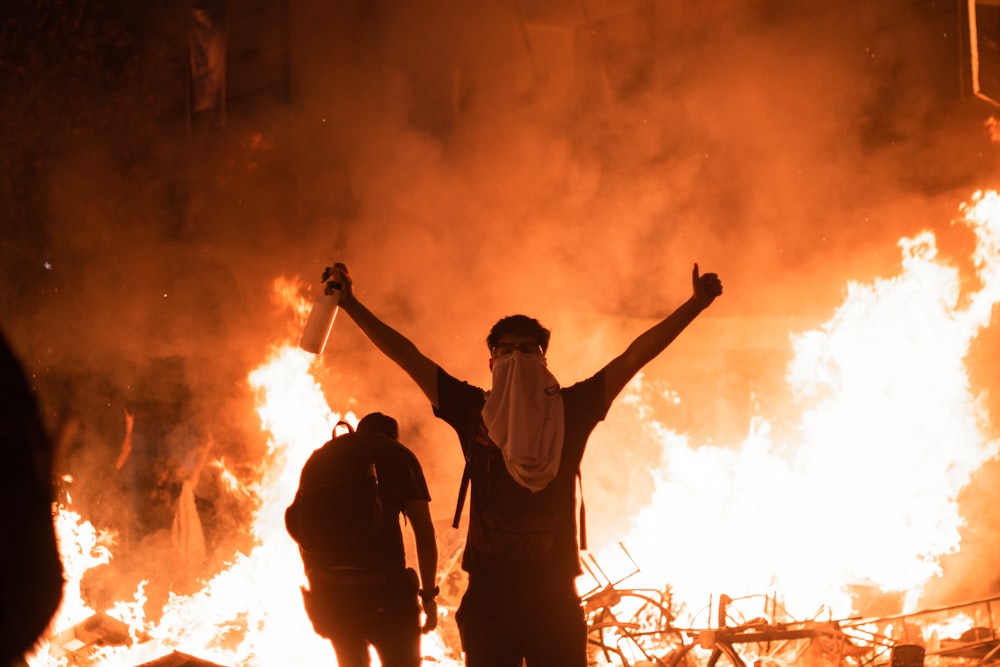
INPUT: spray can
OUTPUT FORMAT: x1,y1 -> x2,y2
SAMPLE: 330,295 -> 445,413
299,269 -> 342,355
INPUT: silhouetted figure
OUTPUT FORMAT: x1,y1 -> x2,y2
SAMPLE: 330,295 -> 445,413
286,412 -> 439,667
329,262 -> 722,667
1,328 -> 64,663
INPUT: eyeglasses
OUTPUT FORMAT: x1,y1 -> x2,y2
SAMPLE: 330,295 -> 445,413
491,342 -> 543,358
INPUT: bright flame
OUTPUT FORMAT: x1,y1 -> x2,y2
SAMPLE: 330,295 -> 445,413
50,508 -> 114,630
27,191 -> 1000,666
587,190 -> 1000,628
30,324 -> 463,665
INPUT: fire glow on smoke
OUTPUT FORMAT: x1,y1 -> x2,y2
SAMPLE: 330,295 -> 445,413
28,190 -> 1000,666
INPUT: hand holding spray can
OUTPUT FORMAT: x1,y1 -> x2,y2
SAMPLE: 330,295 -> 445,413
299,267 -> 342,355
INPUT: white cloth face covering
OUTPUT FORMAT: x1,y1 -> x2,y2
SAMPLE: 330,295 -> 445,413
481,351 -> 566,492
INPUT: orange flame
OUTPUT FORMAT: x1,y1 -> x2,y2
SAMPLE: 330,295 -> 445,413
30,335 -> 462,665
28,191 -> 1000,666
586,190 -> 1000,627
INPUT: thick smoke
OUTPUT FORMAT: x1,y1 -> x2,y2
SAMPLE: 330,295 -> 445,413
3,0 -> 1000,611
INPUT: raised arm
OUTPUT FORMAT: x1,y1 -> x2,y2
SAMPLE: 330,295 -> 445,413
601,263 -> 723,406
403,497 -> 439,632
331,263 -> 441,406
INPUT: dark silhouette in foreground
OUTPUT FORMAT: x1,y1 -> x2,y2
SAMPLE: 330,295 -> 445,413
1,328 -> 64,662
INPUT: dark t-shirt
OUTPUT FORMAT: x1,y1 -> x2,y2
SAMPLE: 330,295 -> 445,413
295,433 -> 431,575
434,366 -> 608,583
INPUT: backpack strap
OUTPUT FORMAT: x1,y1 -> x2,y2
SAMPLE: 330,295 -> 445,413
333,420 -> 354,437
452,455 -> 472,529
451,456 -> 588,552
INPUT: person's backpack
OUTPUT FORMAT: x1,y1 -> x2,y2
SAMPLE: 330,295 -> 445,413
285,422 -> 386,562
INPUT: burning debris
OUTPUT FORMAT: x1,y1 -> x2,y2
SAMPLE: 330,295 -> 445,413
580,544 -> 1000,667
21,190 -> 1000,666
47,613 -> 131,664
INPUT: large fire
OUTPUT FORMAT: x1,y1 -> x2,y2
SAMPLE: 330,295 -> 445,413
598,190 -> 1000,623
25,190 -> 1000,666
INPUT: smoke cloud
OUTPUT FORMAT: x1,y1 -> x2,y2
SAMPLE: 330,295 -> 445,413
3,0 -> 1000,610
